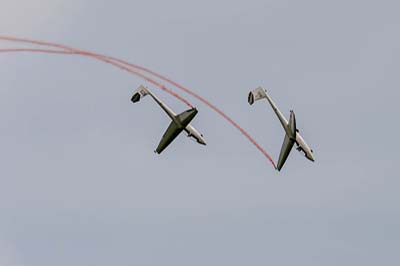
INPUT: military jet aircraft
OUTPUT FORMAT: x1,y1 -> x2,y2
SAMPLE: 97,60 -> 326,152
131,85 -> 206,154
248,87 -> 314,171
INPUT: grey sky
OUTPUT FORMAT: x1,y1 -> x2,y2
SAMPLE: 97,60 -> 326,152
1,0 -> 399,265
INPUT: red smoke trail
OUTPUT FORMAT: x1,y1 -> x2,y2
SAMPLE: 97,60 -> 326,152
0,48 -> 71,54
0,36 -> 276,168
0,47 -> 193,108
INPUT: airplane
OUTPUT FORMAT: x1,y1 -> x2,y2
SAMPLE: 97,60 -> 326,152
131,85 -> 206,154
248,87 -> 315,171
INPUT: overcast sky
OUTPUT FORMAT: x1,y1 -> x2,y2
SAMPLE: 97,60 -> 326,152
0,0 -> 399,265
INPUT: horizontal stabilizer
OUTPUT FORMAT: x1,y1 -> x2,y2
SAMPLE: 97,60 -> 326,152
131,85 -> 149,103
248,87 -> 267,105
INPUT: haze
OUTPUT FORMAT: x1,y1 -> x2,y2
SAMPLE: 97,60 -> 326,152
0,1 -> 399,265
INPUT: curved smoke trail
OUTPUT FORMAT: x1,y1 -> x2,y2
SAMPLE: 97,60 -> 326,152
0,39 -> 194,108
0,36 -> 276,168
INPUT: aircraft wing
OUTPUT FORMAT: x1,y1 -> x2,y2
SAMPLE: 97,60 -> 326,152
276,134 -> 295,171
276,111 -> 297,171
155,108 -> 198,154
155,120 -> 184,154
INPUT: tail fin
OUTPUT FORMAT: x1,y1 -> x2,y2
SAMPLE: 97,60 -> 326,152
131,85 -> 149,103
248,87 -> 267,105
